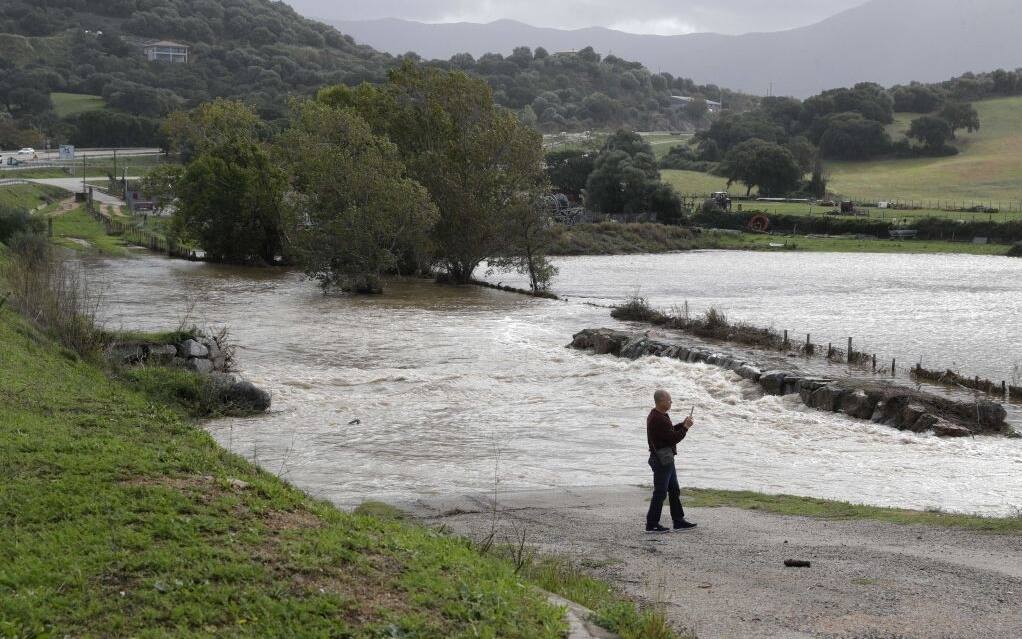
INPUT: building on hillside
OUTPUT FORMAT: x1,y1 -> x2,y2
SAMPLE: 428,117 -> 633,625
143,41 -> 190,64
670,95 -> 723,113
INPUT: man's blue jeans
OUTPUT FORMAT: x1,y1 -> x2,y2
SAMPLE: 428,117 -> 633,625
646,453 -> 685,528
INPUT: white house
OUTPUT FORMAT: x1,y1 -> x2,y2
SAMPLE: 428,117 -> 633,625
671,95 -> 724,113
143,41 -> 190,64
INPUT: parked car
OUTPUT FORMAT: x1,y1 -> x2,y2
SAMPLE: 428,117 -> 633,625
16,147 -> 35,156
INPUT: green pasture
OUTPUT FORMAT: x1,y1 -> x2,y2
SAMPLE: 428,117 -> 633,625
50,92 -> 106,118
826,96 -> 1022,203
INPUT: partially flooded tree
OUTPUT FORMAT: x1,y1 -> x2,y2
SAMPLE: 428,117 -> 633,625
278,100 -> 437,294
490,197 -> 558,294
174,141 -> 285,265
321,64 -> 548,284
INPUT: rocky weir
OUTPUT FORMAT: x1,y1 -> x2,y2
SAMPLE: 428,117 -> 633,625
570,328 -> 1009,437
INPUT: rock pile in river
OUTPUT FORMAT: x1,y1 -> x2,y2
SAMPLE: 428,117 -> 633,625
570,328 -> 1008,437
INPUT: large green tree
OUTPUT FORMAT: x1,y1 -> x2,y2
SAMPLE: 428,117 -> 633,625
174,141 -> 285,265
720,139 -> 802,197
938,102 -> 980,137
907,115 -> 954,151
545,149 -> 596,200
322,64 -> 548,284
162,98 -> 265,161
277,100 -> 437,294
584,130 -> 683,223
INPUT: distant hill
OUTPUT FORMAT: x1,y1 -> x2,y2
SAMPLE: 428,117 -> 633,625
0,0 -> 391,122
0,0 -> 731,147
332,0 -> 1022,98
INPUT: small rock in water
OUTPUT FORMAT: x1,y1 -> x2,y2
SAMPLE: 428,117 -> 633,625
348,418 -> 361,425
784,559 -> 811,568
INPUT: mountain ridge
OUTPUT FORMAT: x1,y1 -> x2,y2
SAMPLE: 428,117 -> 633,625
331,0 -> 1022,97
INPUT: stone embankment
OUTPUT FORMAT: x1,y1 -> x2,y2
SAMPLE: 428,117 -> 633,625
107,332 -> 271,413
570,328 -> 1008,437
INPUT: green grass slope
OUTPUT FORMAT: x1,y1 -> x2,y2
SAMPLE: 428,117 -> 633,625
825,96 -> 1022,203
0,184 -> 66,211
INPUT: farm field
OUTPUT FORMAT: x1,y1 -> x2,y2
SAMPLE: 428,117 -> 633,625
659,96 -> 1022,207
826,96 -> 1022,204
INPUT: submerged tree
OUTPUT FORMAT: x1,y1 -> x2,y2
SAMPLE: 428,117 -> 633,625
490,197 -> 559,294
319,64 -> 549,285
174,141 -> 285,265
277,100 -> 437,294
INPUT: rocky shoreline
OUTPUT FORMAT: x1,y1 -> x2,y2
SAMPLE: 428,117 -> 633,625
107,331 -> 271,414
570,328 -> 1009,437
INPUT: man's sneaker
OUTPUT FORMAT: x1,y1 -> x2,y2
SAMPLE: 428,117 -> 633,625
673,520 -> 697,530
645,524 -> 671,533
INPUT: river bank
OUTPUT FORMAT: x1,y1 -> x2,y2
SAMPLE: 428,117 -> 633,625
0,250 -> 680,637
406,486 -> 1022,639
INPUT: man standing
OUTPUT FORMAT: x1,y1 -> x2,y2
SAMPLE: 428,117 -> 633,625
645,389 -> 697,533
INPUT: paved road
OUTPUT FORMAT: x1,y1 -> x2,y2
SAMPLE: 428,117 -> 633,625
0,147 -> 161,162
403,487 -> 1022,639
28,178 -> 125,205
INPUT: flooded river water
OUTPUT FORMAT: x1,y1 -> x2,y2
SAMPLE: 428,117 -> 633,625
90,250 -> 1022,516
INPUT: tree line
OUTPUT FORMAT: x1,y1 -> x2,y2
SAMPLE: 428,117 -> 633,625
158,65 -> 556,295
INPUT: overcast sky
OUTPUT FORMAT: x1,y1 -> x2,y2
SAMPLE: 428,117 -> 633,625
287,0 -> 870,35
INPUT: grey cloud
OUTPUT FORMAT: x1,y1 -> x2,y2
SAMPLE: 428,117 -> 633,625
287,0 -> 868,35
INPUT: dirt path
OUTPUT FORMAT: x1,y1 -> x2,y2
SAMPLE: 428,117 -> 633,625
401,487 -> 1022,639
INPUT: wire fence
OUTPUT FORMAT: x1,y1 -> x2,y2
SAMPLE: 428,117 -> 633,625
85,195 -> 198,261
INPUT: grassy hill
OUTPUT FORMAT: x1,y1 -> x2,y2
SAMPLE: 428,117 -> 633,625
825,96 -> 1022,204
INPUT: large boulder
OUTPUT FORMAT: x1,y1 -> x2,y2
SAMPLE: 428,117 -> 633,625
619,337 -> 649,359
808,384 -> 846,411
976,400 -> 1007,432
931,420 -> 973,438
897,402 -> 929,431
736,365 -> 762,382
591,330 -> 626,355
209,373 -> 271,413
840,390 -> 879,420
759,370 -> 789,395
178,339 -> 209,359
188,357 -> 214,375
222,380 -> 271,413
872,395 -> 909,426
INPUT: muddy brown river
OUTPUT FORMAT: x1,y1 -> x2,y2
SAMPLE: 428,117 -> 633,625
88,250 -> 1022,516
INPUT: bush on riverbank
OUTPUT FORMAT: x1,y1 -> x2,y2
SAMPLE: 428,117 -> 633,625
548,222 -> 695,255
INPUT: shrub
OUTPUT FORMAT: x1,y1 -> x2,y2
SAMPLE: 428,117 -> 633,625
1,233 -> 108,356
0,206 -> 45,244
